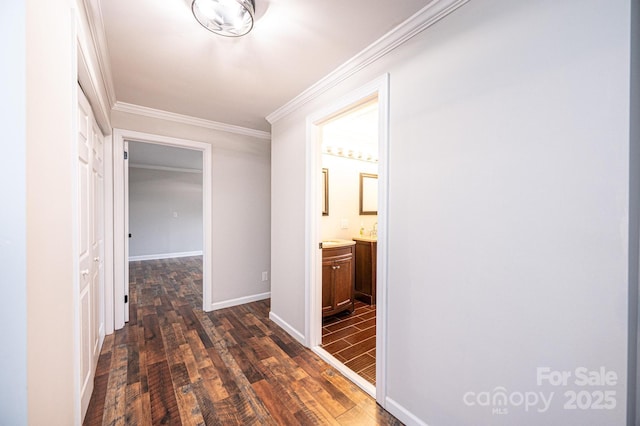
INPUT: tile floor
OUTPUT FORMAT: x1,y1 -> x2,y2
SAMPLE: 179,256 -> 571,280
321,301 -> 377,385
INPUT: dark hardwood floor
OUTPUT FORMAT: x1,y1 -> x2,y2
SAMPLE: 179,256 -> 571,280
322,303 -> 376,385
84,256 -> 401,425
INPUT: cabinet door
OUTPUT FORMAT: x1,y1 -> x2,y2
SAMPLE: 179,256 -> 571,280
354,241 -> 376,305
333,256 -> 354,312
322,259 -> 334,314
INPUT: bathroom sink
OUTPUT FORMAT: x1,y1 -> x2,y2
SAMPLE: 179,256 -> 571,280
322,239 -> 356,248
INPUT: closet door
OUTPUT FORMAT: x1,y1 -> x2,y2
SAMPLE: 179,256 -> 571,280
91,120 -> 104,362
77,86 -> 105,419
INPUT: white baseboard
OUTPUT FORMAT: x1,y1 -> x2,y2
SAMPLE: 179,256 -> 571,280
129,250 -> 203,261
209,292 -> 271,311
386,397 -> 428,426
268,311 -> 306,345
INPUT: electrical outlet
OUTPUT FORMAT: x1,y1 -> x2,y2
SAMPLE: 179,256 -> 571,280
340,218 -> 349,229
261,271 -> 268,281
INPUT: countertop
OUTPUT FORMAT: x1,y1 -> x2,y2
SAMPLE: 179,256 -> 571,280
322,239 -> 356,248
352,235 -> 378,243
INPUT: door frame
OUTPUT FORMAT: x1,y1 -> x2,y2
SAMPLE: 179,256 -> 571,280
304,74 -> 390,404
113,129 -> 213,329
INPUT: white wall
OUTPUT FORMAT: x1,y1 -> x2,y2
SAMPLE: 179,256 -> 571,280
270,0 -> 632,424
26,0 -> 76,422
112,111 -> 271,306
321,154 -> 378,240
128,167 -> 203,258
0,0 -> 27,423
629,0 -> 640,423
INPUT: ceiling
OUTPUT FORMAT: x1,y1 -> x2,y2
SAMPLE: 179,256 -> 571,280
97,0 -> 435,133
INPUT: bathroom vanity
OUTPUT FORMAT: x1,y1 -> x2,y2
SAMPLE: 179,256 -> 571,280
322,240 -> 355,317
353,236 -> 377,305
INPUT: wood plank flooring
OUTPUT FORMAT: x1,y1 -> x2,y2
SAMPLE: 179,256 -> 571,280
84,257 -> 401,425
321,303 -> 376,386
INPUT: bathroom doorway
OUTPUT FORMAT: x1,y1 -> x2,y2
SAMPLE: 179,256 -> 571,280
305,75 -> 389,402
319,99 -> 379,387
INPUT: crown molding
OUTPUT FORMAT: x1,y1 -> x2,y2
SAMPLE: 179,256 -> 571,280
113,102 -> 272,140
76,0 -> 113,133
77,39 -> 111,133
82,0 -> 117,108
266,0 -> 469,124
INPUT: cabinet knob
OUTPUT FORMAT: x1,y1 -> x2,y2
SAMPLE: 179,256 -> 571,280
336,265 -> 340,269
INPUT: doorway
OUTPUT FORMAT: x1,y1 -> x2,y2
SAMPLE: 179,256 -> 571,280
319,99 -> 379,387
126,141 -> 205,319
113,129 -> 213,329
305,75 -> 390,403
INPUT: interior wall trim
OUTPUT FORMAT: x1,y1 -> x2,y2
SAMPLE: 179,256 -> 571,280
385,398 -> 428,426
113,128 -> 214,329
76,0 -> 113,133
304,73 -> 390,407
129,251 -> 204,262
265,0 -> 469,125
79,0 -> 117,110
75,2 -> 117,340
268,311 -> 306,345
210,292 -> 271,311
113,101 -> 272,140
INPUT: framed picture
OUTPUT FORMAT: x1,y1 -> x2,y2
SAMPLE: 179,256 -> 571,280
359,173 -> 378,215
322,168 -> 329,216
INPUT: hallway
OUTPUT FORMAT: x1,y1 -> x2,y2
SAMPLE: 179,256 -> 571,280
83,257 -> 400,425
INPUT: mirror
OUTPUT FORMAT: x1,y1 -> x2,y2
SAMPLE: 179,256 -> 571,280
359,173 -> 378,215
322,168 -> 329,216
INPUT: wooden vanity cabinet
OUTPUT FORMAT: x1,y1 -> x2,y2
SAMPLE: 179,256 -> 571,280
322,245 -> 355,317
354,238 -> 377,305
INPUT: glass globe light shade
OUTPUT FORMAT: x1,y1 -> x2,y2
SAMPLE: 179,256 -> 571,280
192,0 -> 255,37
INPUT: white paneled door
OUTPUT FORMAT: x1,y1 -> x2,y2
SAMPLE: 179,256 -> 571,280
77,86 -> 105,420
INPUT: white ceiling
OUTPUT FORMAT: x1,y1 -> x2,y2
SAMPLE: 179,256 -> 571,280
98,0 -> 435,132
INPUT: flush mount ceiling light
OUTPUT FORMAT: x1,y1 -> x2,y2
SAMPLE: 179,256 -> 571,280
192,0 -> 255,37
